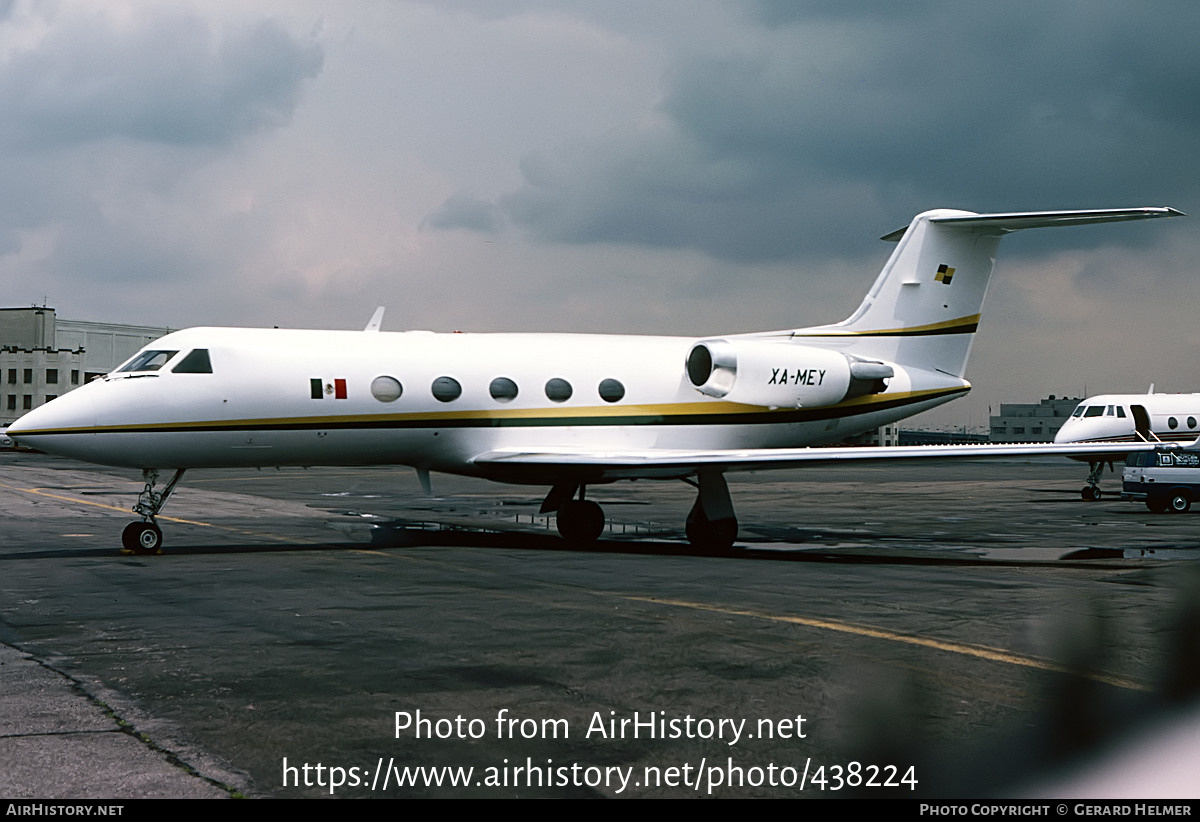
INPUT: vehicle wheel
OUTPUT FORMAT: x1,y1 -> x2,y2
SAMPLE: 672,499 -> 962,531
556,500 -> 604,545
1080,486 -> 1096,500
1146,498 -> 1169,513
1168,493 -> 1191,514
121,522 -> 163,554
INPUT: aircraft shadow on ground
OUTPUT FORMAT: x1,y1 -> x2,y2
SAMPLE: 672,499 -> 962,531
4,517 -> 1186,566
146,519 -> 1196,567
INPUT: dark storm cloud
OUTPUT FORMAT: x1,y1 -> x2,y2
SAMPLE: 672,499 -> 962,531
0,10 -> 323,149
431,2 -> 1200,263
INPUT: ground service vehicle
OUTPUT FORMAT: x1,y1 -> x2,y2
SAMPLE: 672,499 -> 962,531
1123,447 -> 1200,513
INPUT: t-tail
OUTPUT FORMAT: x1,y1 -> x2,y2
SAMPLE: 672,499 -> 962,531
789,207 -> 1183,378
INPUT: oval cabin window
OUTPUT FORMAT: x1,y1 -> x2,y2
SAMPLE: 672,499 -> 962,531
489,377 -> 518,403
598,378 -> 625,403
371,376 -> 403,402
431,376 -> 462,403
545,378 -> 573,403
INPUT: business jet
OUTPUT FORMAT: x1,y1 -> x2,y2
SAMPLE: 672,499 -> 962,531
6,207 -> 1184,554
1054,390 -> 1200,499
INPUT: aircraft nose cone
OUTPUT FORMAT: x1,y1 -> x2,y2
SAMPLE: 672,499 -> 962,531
1053,419 -> 1077,443
6,390 -> 97,451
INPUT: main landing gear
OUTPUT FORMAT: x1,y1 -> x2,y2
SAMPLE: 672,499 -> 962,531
121,468 -> 185,555
542,470 -> 739,552
541,483 -> 606,545
1080,460 -> 1111,500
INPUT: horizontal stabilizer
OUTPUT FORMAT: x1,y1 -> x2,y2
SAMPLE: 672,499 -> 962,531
880,206 -> 1183,241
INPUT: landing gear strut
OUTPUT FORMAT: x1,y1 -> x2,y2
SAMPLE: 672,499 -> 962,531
121,468 -> 185,554
684,470 -> 738,552
1080,461 -> 1109,500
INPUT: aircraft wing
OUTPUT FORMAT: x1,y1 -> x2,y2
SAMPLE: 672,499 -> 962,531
471,440 -> 1189,482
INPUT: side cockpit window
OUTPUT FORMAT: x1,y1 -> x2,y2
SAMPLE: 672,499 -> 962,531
119,350 -> 178,372
172,349 -> 213,374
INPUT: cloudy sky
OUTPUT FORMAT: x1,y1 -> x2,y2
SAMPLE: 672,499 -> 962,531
2,0 -> 1198,428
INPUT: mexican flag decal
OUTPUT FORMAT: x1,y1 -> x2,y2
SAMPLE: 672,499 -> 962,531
310,378 -> 348,399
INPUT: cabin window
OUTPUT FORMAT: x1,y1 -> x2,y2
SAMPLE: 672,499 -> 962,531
545,378 -> 572,402
1116,407 -> 1126,418
1190,417 -> 1198,429
120,350 -> 178,372
370,376 -> 403,402
172,349 -> 213,374
1083,406 -> 1104,417
489,377 -> 518,403
431,376 -> 462,403
598,378 -> 625,403
1168,417 -> 1179,429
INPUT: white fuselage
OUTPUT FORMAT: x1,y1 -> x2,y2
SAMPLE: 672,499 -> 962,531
11,326 -> 965,480
10,207 -> 1180,498
1054,393 -> 1200,447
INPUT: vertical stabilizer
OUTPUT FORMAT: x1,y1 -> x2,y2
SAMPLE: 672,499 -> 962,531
790,207 -> 1181,378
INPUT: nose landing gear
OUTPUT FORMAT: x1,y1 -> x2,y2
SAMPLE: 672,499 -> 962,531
121,468 -> 185,555
1080,460 -> 1110,501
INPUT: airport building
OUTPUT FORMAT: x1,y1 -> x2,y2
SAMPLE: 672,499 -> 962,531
988,394 -> 1082,442
1,307 -> 171,424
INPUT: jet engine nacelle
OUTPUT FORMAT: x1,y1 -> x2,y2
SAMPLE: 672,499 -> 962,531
685,339 -> 893,407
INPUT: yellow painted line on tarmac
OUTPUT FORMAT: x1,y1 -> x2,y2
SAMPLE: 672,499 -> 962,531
0,480 -> 311,544
0,480 -> 207,525
343,548 -> 1146,692
622,596 -> 1148,693
317,546 -> 1146,692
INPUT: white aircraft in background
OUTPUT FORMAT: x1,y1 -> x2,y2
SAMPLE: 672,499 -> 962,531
6,207 -> 1184,554
1054,390 -> 1200,499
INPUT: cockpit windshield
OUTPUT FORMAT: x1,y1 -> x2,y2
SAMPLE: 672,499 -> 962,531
118,350 -> 178,372
172,349 -> 212,374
